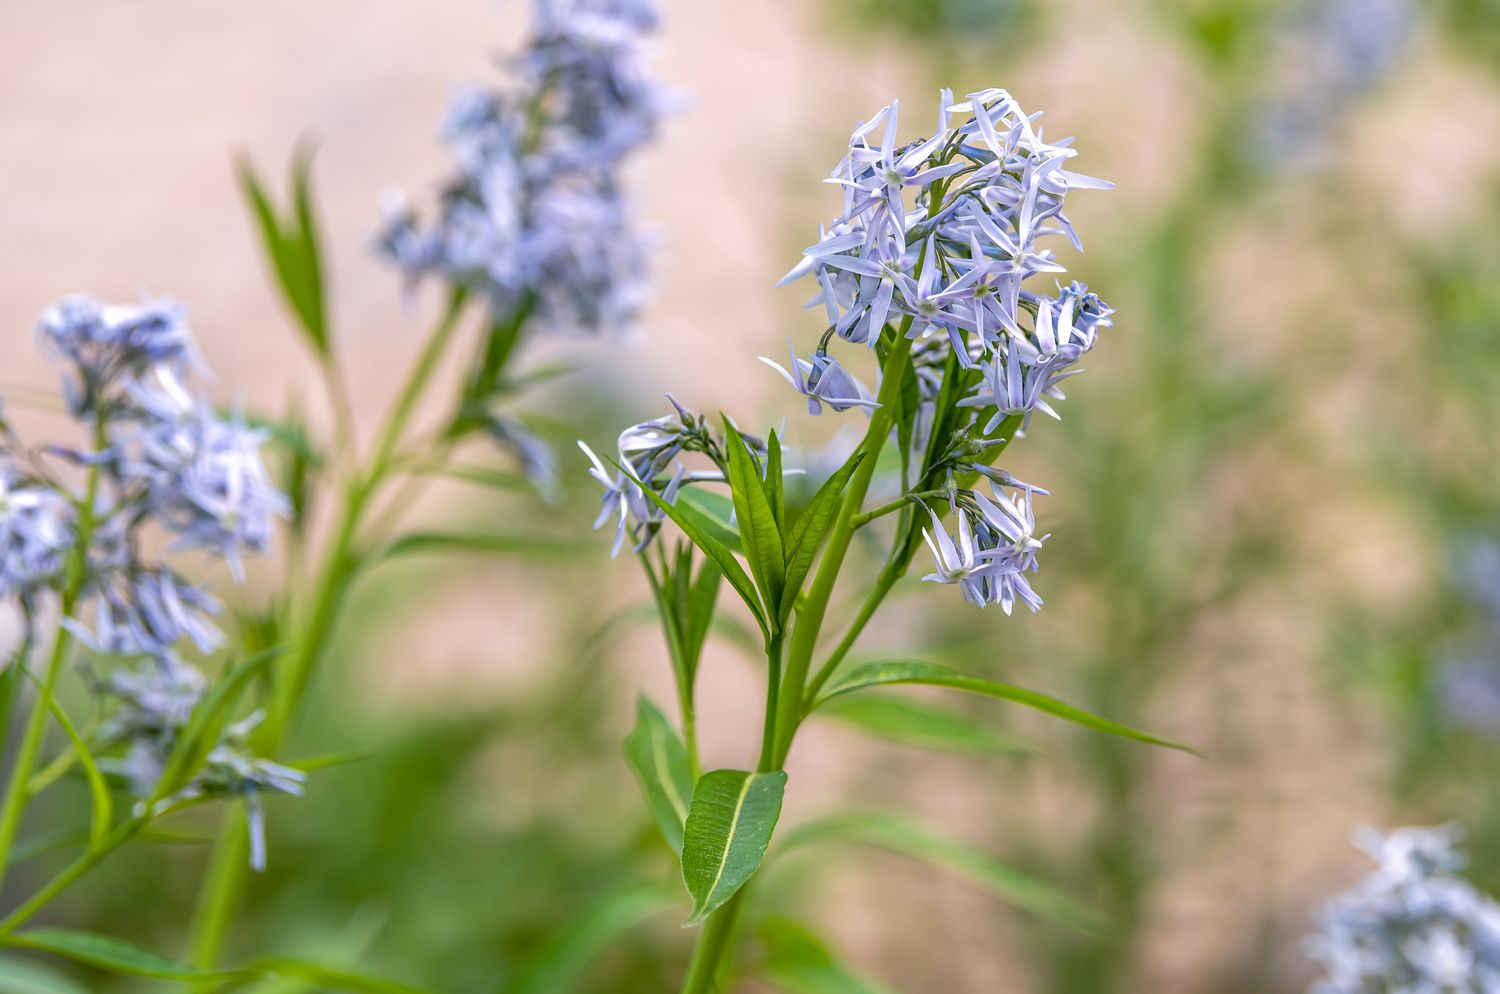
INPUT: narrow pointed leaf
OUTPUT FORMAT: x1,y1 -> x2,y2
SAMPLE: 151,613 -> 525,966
246,959 -> 443,994
501,881 -> 676,994
4,929 -> 230,981
816,694 -> 1032,756
682,559 -> 723,677
681,769 -> 788,925
237,155 -> 327,358
623,696 -> 696,855
812,660 -> 1201,755
620,463 -> 768,644
781,813 -> 1106,934
377,530 -> 583,562
152,647 -> 286,802
723,421 -> 785,621
288,145 -> 329,351
765,431 -> 785,532
675,488 -> 741,553
778,453 -> 866,628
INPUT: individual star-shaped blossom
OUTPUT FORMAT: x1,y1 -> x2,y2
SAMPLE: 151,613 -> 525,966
759,341 -> 880,415
920,508 -> 1012,608
956,347 -> 1075,433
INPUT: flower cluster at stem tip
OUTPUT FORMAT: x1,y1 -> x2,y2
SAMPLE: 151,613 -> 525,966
377,0 -> 667,337
3,295 -> 300,869
584,87 -> 1114,615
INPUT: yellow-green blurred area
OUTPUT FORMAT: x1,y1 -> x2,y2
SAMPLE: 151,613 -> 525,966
2,0 -> 1500,991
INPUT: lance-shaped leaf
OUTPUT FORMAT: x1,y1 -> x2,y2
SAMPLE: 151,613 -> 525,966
620,462 -> 768,645
376,530 -> 584,563
723,420 -> 785,623
816,693 -> 1032,756
3,930 -> 229,982
778,453 -> 866,628
151,647 -> 286,803
623,696 -> 696,855
675,488 -> 741,554
780,812 -> 1106,934
811,660 -> 1201,755
238,149 -> 329,358
765,431 -> 785,531
681,769 -> 788,925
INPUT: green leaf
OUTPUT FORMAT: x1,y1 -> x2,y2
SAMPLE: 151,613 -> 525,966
33,689 -> 110,847
757,918 -> 899,994
675,488 -> 741,553
681,559 -> 722,676
0,951 -> 93,994
723,421 -> 785,622
152,647 -> 286,802
0,653 -> 25,766
812,660 -> 1202,756
622,696 -> 696,855
5,929 -> 230,981
246,959 -> 442,994
619,462 -> 768,645
681,769 -> 788,925
289,144 -> 327,348
500,882 -> 675,994
778,453 -> 866,628
816,694 -> 1032,756
410,463 -> 536,496
377,530 -> 583,562
284,747 -> 376,773
237,152 -> 328,358
765,431 -> 785,532
781,813 -> 1106,934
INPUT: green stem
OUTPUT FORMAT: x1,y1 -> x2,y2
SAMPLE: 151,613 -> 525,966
850,491 -> 940,530
769,329 -> 915,770
804,563 -> 902,706
677,886 -> 749,994
187,289 -> 468,970
756,635 -> 784,773
0,416 -> 105,895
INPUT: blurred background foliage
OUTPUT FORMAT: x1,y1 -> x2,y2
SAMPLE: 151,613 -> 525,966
2,0 -> 1499,992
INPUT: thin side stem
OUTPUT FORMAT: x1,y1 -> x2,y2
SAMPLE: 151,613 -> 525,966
187,289 -> 469,969
756,634 -> 783,773
0,415 -> 105,894
769,328 -> 915,770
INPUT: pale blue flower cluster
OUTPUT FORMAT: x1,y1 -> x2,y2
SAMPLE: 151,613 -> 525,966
378,0 -> 665,336
4,295 -> 298,866
776,88 -> 1114,612
1307,826 -> 1500,993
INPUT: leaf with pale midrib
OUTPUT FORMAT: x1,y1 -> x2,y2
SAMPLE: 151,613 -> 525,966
680,769 -> 787,925
622,696 -> 695,855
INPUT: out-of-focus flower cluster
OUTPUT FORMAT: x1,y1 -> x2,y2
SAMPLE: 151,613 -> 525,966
378,0 -> 666,336
1307,826 -> 1500,993
772,88 -> 1113,612
3,295 -> 299,867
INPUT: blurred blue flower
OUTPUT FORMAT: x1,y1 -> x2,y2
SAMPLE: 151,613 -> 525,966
1307,826 -> 1500,993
